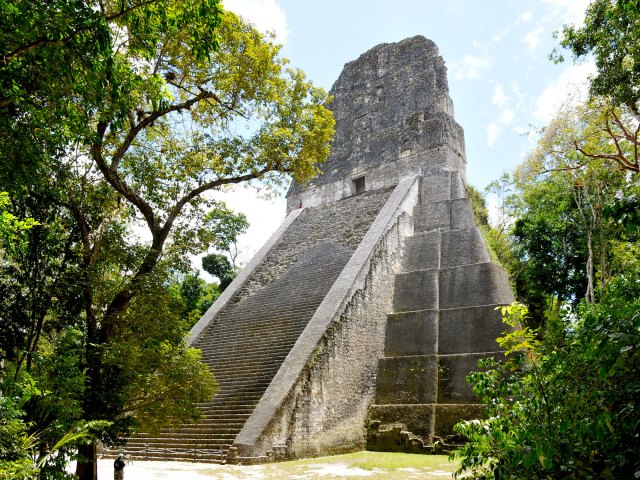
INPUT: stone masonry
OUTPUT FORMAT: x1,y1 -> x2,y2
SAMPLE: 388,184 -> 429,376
117,35 -> 513,464
366,171 -> 513,452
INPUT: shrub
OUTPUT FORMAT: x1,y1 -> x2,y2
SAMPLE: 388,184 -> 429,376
451,283 -> 640,479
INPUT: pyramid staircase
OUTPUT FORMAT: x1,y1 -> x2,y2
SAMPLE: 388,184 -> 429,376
113,188 -> 392,463
120,243 -> 353,462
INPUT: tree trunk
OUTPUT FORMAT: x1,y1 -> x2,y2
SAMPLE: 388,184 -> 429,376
585,227 -> 595,303
599,234 -> 607,301
76,441 -> 98,480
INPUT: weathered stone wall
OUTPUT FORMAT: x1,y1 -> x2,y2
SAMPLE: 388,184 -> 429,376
252,221 -> 409,459
286,36 -> 466,213
367,172 -> 514,452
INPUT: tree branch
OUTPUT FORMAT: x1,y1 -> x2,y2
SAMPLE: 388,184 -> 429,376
608,107 -> 635,143
161,165 -> 274,240
110,89 -> 226,172
574,140 -> 640,172
2,0 -> 159,62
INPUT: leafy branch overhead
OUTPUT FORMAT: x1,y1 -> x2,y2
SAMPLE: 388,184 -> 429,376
552,0 -> 640,173
83,11 -> 334,342
553,0 -> 640,115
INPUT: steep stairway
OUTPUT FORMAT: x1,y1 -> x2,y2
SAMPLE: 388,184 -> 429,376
120,243 -> 353,463
115,188 -> 393,463
367,171 -> 513,452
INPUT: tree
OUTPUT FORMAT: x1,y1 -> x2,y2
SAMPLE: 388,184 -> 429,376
1,0 -> 224,195
506,103 -> 635,325
202,204 -> 249,268
176,270 -> 220,321
202,253 -> 236,291
553,0 -> 640,172
1,4 -> 335,479
555,0 -> 640,120
452,284 -> 640,479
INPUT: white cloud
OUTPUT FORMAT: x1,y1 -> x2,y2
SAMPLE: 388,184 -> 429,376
486,107 -> 515,147
499,109 -> 514,125
492,84 -> 509,109
493,11 -> 533,43
487,83 -> 516,147
534,62 -> 597,122
522,27 -> 544,53
449,55 -> 491,80
511,81 -> 527,102
223,0 -> 289,43
492,28 -> 510,43
487,123 -> 501,147
515,11 -> 533,25
538,0 -> 591,25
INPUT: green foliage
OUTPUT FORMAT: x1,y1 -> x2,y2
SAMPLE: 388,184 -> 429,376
175,270 -> 220,322
504,103 -> 637,325
202,204 -> 249,256
179,272 -> 208,314
554,0 -> 640,117
103,267 -> 217,437
466,185 -> 489,227
0,192 -> 38,247
202,253 -> 236,291
552,2 -> 640,172
0,387 -> 38,480
465,184 -> 516,286
2,3 -> 334,477
0,372 -> 105,480
451,291 -> 640,479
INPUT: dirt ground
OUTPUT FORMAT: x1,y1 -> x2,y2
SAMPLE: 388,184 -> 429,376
74,451 -> 458,479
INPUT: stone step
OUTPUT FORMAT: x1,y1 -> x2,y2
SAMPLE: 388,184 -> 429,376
130,434 -> 237,443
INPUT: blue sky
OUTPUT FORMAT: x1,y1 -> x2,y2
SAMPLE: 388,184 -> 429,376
205,0 -> 595,268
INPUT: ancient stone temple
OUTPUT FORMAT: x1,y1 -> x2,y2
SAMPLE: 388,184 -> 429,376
120,35 -> 513,464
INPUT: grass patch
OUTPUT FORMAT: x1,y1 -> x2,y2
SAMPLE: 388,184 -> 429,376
257,450 -> 458,479
348,451 -> 455,470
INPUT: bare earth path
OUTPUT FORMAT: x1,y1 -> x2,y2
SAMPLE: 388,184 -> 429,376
80,452 -> 458,479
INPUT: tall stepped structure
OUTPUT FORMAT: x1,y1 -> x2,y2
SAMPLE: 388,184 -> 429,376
117,35 -> 513,464
366,170 -> 512,452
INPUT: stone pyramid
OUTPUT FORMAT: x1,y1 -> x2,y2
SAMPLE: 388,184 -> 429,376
118,35 -> 513,464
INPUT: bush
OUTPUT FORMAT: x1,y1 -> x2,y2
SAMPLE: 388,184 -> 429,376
451,282 -> 640,479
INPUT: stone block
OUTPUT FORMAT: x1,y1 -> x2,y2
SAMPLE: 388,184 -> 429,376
385,310 -> 438,356
414,201 -> 449,233
450,171 -> 466,200
393,269 -> 438,312
439,305 -> 506,354
420,171 -> 452,203
421,149 -> 467,183
402,231 -> 440,271
367,404 -> 435,442
434,404 -> 485,439
441,227 -> 490,268
437,353 -> 487,403
375,356 -> 437,404
439,263 -> 513,309
450,198 -> 475,229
